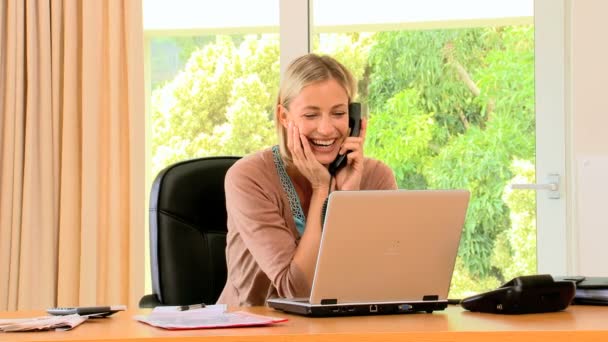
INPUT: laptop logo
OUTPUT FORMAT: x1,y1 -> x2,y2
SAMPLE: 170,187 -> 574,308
384,239 -> 401,256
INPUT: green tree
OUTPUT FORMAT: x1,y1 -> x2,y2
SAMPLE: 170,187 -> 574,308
151,28 -> 536,298
494,159 -> 536,280
151,34 -> 279,176
364,27 -> 535,293
314,32 -> 376,103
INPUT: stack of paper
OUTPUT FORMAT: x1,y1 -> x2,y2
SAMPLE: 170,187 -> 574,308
134,304 -> 288,330
556,276 -> 608,305
0,314 -> 87,332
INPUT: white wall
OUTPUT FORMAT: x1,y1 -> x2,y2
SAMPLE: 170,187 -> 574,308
569,0 -> 608,276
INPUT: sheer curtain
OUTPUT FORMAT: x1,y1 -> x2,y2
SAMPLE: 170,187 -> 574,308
0,0 -> 145,310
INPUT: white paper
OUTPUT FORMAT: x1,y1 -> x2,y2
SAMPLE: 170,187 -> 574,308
151,304 -> 227,315
0,314 -> 87,332
133,305 -> 286,330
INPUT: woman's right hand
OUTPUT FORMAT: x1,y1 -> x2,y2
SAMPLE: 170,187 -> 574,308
287,122 -> 331,191
287,121 -> 329,287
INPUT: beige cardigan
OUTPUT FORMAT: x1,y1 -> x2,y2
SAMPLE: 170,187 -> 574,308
216,147 -> 397,306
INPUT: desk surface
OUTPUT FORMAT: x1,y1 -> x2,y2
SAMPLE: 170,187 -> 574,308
1,305 -> 607,342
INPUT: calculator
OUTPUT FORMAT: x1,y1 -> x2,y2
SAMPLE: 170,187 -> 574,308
47,305 -> 126,317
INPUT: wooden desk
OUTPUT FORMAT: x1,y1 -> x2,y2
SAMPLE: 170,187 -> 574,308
1,305 -> 607,342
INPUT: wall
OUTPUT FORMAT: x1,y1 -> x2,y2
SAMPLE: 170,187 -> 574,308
569,0 -> 608,275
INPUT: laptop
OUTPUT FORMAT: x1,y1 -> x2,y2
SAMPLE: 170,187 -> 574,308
267,189 -> 470,317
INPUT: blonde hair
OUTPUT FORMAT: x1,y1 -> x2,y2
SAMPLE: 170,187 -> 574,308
275,54 -> 357,161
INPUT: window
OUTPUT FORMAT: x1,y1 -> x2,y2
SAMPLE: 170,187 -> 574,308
312,0 -> 535,297
142,0 -> 567,299
143,0 -> 280,293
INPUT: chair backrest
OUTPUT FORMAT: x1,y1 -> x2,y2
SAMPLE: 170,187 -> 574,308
149,156 -> 240,305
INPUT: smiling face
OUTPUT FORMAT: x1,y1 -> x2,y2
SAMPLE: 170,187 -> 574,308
279,78 -> 349,166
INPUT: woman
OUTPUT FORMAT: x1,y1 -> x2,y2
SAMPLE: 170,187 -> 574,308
217,54 -> 397,306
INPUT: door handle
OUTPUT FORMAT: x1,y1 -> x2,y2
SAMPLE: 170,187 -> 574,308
511,173 -> 560,199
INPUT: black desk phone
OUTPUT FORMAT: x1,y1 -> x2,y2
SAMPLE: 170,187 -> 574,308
460,274 -> 575,314
328,102 -> 361,176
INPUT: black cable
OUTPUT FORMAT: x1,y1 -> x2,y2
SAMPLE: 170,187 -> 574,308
447,298 -> 462,305
320,176 -> 333,229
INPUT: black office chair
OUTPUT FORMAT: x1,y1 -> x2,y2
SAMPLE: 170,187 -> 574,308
139,156 -> 241,308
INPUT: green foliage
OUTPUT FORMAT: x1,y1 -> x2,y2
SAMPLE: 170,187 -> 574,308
368,29 -> 490,138
425,124 -> 511,277
151,34 -> 279,175
150,26 -> 536,296
365,26 -> 535,283
193,75 -> 276,156
493,159 -> 537,280
365,89 -> 435,189
313,32 -> 377,103
450,258 -> 501,298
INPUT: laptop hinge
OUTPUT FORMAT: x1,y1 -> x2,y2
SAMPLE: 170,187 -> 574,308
423,295 -> 439,301
320,298 -> 338,305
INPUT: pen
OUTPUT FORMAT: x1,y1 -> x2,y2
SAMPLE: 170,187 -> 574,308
178,303 -> 206,311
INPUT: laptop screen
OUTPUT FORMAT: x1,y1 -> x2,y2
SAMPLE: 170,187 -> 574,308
309,190 -> 470,305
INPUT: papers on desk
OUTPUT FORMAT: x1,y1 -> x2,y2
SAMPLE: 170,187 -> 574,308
555,276 -> 608,305
575,289 -> 608,303
0,314 -> 87,332
133,304 -> 288,330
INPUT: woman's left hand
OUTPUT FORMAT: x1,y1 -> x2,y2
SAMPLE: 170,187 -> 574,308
335,118 -> 367,191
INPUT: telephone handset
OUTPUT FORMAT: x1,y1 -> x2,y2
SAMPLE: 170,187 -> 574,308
328,102 -> 361,176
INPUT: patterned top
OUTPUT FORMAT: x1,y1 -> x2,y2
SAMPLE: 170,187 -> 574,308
217,147 -> 398,306
271,145 -> 306,235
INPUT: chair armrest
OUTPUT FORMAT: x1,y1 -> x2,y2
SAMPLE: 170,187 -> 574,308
139,293 -> 161,308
